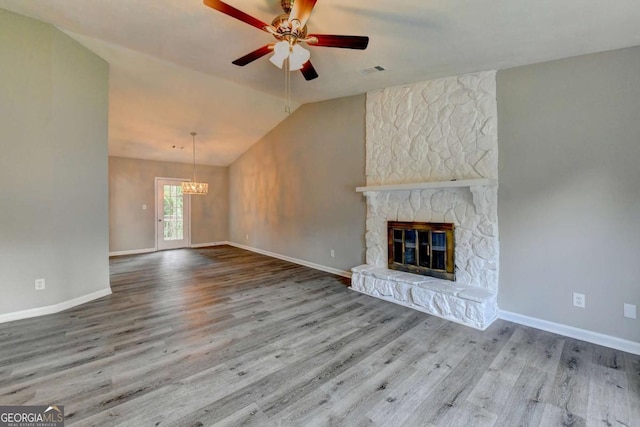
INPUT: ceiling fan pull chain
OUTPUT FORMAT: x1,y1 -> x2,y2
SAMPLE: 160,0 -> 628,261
284,57 -> 292,115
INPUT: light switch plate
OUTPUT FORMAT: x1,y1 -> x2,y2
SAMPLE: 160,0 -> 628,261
624,303 -> 637,319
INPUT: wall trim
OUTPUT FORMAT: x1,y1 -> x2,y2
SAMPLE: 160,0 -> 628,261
109,243 -> 225,255
227,242 -> 352,279
0,288 -> 113,324
499,310 -> 640,355
109,248 -> 156,257
191,242 -> 228,248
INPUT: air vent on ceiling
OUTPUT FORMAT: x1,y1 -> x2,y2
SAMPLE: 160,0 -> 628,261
359,65 -> 386,76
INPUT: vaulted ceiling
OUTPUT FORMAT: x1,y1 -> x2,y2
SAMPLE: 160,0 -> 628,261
2,0 -> 639,166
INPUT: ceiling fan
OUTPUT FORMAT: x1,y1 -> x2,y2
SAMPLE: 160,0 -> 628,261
203,0 -> 369,81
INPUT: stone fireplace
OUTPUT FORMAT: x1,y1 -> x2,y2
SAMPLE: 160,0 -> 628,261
350,71 -> 499,330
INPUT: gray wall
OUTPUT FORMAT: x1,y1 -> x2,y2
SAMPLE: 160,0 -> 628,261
497,46 -> 640,342
0,10 -> 110,314
109,157 -> 228,252
229,95 -> 367,272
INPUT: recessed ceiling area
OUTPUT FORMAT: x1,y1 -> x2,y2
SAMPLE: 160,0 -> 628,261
1,0 -> 639,166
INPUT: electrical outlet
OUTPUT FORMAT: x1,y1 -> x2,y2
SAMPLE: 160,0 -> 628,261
573,292 -> 585,308
624,303 -> 637,319
142,204 -> 147,210
330,250 -> 335,258
246,234 -> 249,241
35,278 -> 45,290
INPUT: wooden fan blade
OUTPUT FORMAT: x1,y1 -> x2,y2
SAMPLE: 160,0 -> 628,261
288,0 -> 317,29
307,34 -> 369,50
232,45 -> 274,66
203,0 -> 270,32
300,61 -> 319,81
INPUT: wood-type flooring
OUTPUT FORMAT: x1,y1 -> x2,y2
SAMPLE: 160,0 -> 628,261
0,246 -> 638,426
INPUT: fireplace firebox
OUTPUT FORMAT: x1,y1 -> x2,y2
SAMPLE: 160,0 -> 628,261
387,221 -> 455,281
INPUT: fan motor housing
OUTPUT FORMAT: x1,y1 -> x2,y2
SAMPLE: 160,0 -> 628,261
271,13 -> 308,39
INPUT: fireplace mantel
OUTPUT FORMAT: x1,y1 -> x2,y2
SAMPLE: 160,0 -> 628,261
356,178 -> 497,214
356,178 -> 496,193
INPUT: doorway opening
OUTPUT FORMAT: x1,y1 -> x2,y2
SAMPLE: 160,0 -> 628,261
156,178 -> 191,250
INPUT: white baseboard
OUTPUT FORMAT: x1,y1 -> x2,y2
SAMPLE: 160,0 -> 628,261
191,242 -> 227,248
0,288 -> 113,324
109,248 -> 156,257
499,310 -> 640,355
227,242 -> 352,279
110,242 -> 226,255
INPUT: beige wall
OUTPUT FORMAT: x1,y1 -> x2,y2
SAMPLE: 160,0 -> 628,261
229,95 -> 367,272
109,157 -> 228,252
497,46 -> 640,343
0,10 -> 110,314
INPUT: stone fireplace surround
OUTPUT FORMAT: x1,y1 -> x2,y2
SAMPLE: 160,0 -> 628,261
350,71 -> 499,330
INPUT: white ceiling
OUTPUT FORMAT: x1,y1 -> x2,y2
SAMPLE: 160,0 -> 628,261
2,0 -> 640,166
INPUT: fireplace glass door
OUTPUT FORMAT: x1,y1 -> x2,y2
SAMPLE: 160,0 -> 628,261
388,221 -> 455,281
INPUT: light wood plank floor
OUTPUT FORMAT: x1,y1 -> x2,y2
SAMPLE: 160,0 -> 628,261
1,246 -> 638,426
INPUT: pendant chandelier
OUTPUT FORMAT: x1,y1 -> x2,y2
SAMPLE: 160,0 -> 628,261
181,132 -> 208,195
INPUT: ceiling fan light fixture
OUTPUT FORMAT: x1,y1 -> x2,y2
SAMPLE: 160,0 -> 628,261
289,44 -> 310,71
269,41 -> 309,71
269,40 -> 290,69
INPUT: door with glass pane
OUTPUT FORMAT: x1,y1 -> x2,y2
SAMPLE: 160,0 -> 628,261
156,178 -> 190,250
